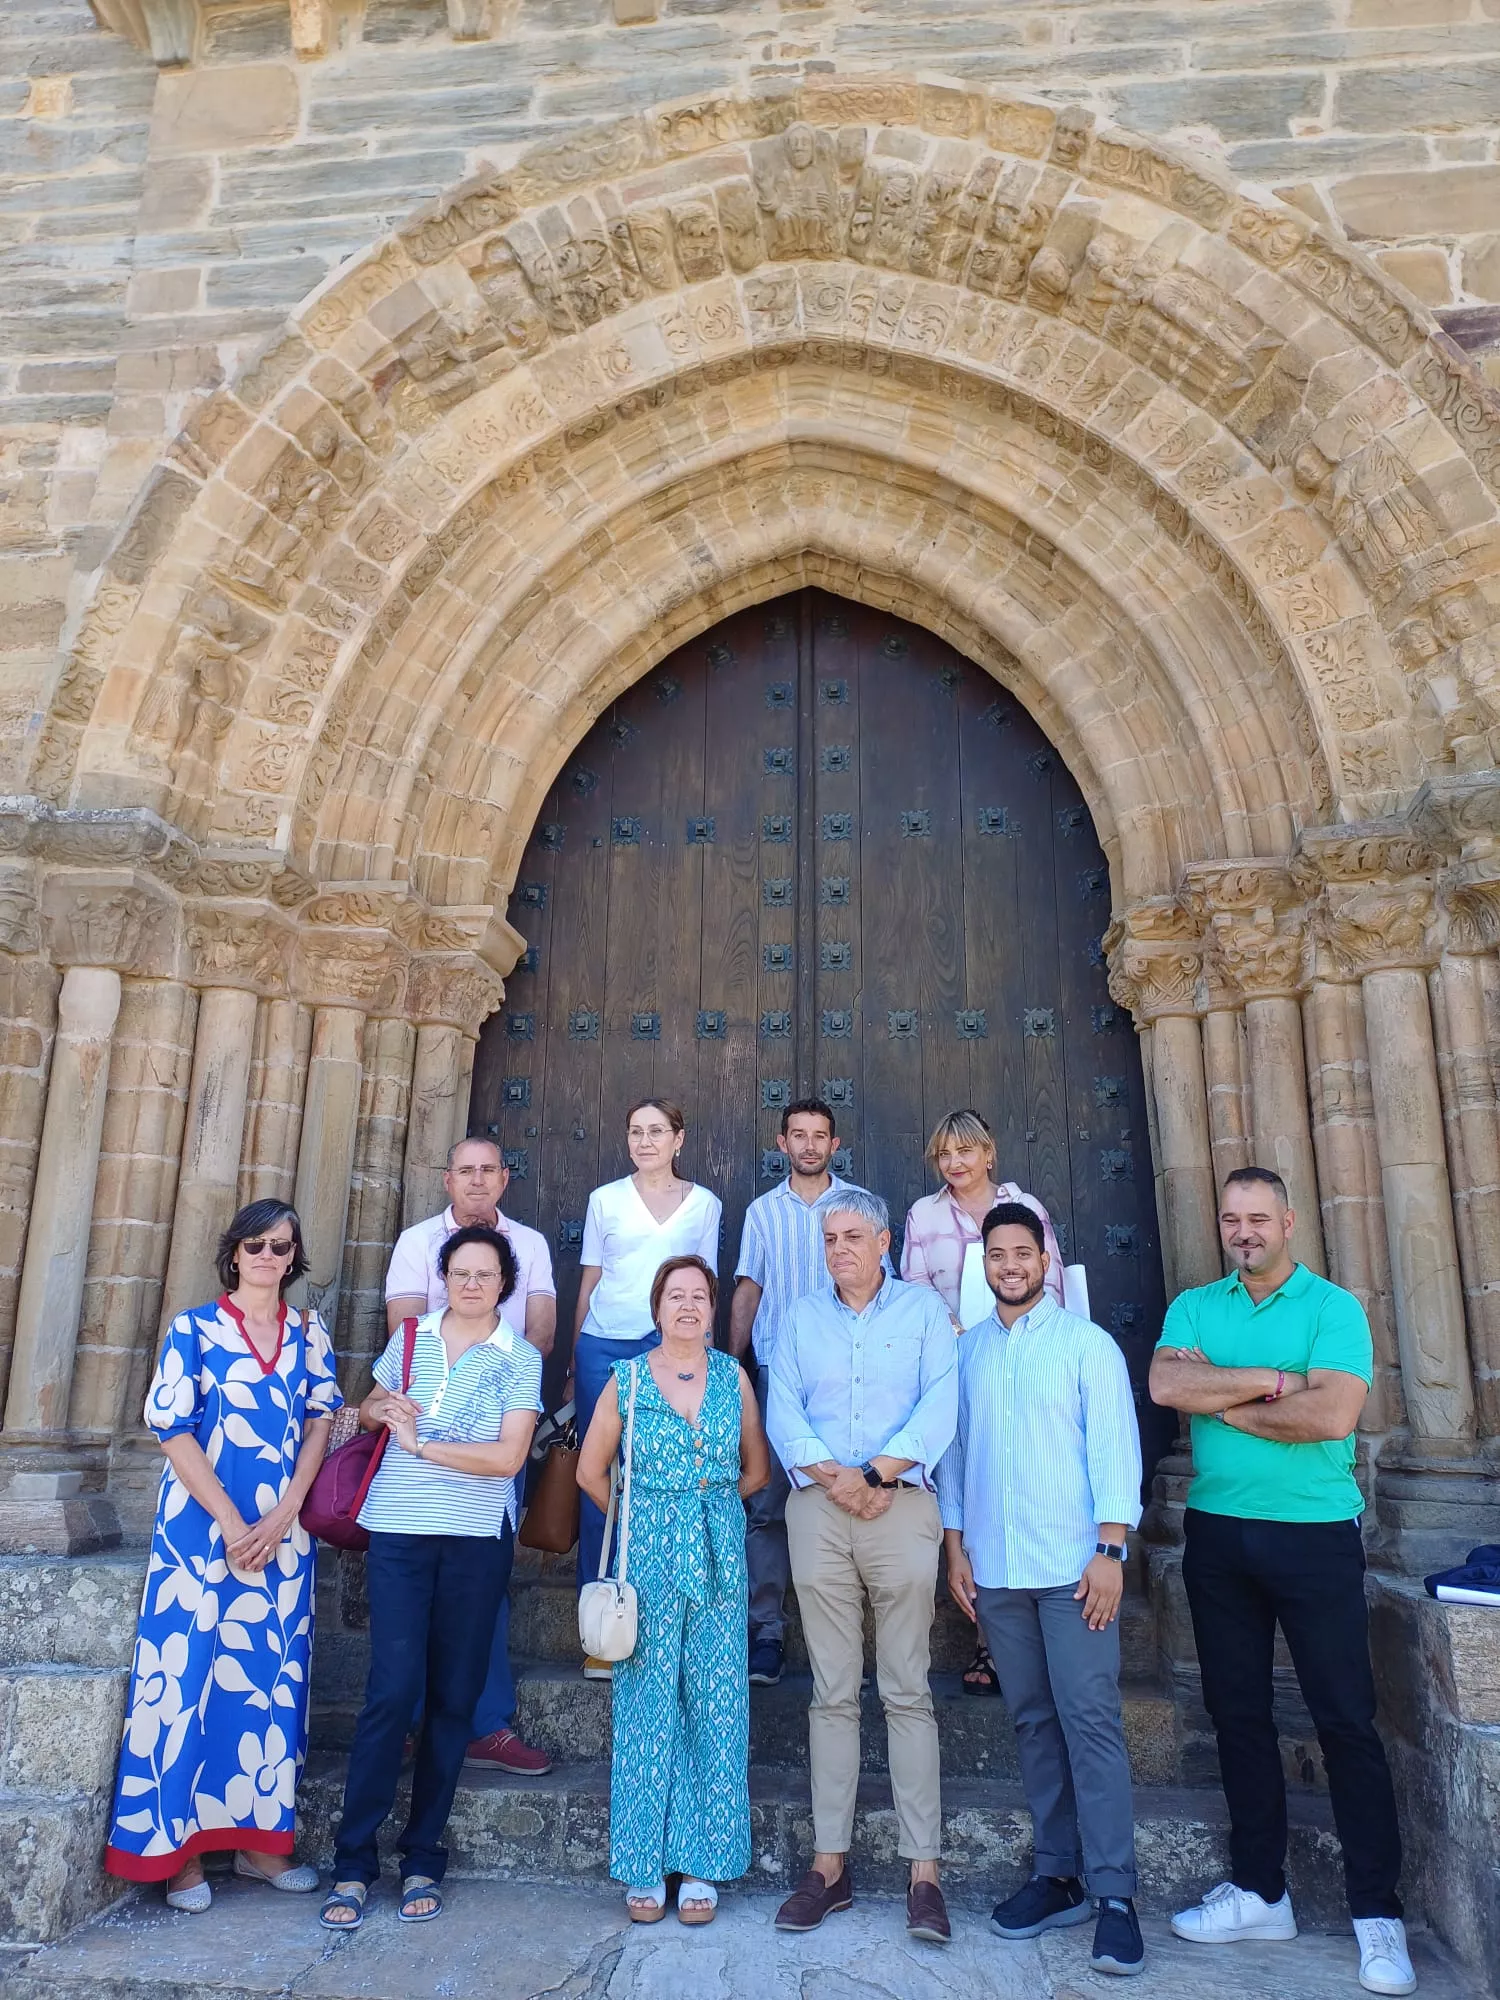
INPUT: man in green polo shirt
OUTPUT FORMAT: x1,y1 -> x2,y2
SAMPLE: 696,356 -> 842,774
1149,1167 -> 1414,1999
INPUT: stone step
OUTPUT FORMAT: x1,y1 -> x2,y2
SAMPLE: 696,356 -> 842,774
292,1756 -> 1348,1926
327,1551 -> 1163,1680
0,1553 -> 146,1671
0,1789 -> 124,1944
0,1665 -> 128,1796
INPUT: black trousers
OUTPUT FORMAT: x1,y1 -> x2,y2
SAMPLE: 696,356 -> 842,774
1182,1507 -> 1402,1919
334,1526 -> 512,1885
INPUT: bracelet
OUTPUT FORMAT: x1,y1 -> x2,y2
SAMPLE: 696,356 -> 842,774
1264,1370 -> 1286,1403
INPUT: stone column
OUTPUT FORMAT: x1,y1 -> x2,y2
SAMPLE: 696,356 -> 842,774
0,901 -> 59,1411
72,977 -> 196,1437
1303,973 -> 1402,1430
1106,901 -> 1218,1294
341,1017 -> 416,1378
3,966 -> 121,1439
158,986 -> 260,1336
1200,1001 -> 1251,1187
292,1006 -> 367,1324
402,1021 -> 463,1230
1434,876 -> 1500,1437
0,965 -> 123,1552
1362,963 -> 1474,1447
238,998 -> 312,1206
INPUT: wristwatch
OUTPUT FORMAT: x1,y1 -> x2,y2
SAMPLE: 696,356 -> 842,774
1095,1541 -> 1126,1562
860,1460 -> 899,1489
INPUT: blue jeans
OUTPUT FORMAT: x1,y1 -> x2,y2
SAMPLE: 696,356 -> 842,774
469,1459 -> 527,1736
574,1327 -> 660,1596
335,1526 -> 512,1885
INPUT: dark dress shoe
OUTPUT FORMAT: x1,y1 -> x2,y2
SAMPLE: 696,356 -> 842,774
906,1878 -> 951,1943
773,1865 -> 853,1931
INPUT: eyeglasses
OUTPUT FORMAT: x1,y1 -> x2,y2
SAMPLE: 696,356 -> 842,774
241,1237 -> 294,1258
448,1268 -> 501,1288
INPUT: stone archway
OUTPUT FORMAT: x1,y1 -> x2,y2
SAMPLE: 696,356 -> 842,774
4,75 -> 1500,1546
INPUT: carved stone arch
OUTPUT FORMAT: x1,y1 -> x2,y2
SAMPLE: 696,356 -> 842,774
31,74 -> 1500,923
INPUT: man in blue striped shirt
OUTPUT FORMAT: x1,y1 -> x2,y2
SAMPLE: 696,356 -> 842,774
937,1202 -> 1145,1978
730,1097 -> 852,1687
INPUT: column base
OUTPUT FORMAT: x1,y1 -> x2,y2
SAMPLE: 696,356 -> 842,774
0,1472 -> 121,1555
1372,1442 -> 1500,1576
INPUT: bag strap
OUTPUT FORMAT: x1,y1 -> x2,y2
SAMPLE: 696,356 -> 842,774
400,1316 -> 418,1393
597,1360 -> 639,1585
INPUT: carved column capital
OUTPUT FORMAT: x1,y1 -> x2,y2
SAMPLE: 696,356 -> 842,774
0,869 -> 41,959
1104,898 -> 1202,1022
1441,865 -> 1500,956
1204,906 -> 1309,1003
1295,827 -> 1443,981
184,904 -> 293,996
291,928 -> 407,1014
1410,772 -> 1500,866
39,870 -> 180,978
406,954 -> 505,1034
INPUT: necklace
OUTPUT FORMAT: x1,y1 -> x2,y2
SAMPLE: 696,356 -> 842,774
676,1365 -> 699,1382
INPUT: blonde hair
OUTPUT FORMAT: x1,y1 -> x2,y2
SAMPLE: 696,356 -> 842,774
924,1107 -> 998,1175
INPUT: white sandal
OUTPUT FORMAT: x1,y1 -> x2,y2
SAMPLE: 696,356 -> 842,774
678,1878 -> 718,1926
626,1881 -> 667,1923
233,1852 -> 319,1893
165,1876 -> 212,1914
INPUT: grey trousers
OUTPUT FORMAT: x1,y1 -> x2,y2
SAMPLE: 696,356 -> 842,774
746,1368 -> 792,1644
976,1581 -> 1137,1899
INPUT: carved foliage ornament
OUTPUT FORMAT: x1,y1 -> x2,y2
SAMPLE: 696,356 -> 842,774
185,907 -> 289,993
406,955 -> 504,1032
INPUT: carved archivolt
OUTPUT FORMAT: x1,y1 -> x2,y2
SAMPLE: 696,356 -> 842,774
31,78 -> 1500,938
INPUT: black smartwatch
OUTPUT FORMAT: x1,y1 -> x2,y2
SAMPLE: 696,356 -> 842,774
1095,1541 -> 1127,1563
860,1460 -> 898,1489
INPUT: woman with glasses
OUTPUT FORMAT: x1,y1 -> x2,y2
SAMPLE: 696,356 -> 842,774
321,1224 -> 542,1930
570,1098 -> 722,1676
105,1200 -> 341,1912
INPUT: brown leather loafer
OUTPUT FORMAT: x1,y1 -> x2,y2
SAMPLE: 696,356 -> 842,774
907,1878 -> 951,1943
773,1865 -> 854,1931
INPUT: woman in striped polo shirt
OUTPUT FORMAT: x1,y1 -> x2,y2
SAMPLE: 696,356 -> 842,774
321,1224 -> 543,1931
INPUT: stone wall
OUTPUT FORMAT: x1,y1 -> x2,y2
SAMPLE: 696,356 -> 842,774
5,0 -> 1500,790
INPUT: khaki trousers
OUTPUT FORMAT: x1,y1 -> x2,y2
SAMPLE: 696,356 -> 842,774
785,1484 -> 942,1860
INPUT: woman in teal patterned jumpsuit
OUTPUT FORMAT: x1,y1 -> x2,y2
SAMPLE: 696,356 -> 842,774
578,1253 -> 770,1924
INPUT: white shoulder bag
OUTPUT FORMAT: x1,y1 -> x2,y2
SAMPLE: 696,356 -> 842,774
577,1359 -> 639,1663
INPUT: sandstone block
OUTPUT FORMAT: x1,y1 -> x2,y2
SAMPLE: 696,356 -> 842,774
1332,164 -> 1500,240
0,1791 -> 121,1944
124,266 -> 200,316
149,64 -> 301,159
1463,234 -> 1500,302
0,1665 -> 127,1792
1111,73 -> 1326,142
1375,245 -> 1454,306
1336,60 -> 1500,132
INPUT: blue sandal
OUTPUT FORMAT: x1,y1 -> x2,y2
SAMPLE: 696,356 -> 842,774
318,1881 -> 367,1930
399,1875 -> 443,1922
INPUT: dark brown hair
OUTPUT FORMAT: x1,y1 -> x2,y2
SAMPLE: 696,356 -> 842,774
627,1096 -> 687,1178
216,1201 -> 308,1296
649,1254 -> 719,1326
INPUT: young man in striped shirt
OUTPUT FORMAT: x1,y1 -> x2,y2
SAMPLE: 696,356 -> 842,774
938,1201 -> 1145,1978
729,1097 -> 849,1688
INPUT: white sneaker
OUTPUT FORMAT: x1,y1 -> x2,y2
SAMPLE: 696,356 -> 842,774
1170,1880 -> 1298,1943
1354,1917 -> 1417,1995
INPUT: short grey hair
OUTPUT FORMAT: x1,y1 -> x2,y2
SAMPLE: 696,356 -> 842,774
816,1186 -> 889,1234
446,1135 -> 502,1169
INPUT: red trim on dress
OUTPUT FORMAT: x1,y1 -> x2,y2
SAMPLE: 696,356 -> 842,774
104,1827 -> 294,1882
217,1293 -> 289,1376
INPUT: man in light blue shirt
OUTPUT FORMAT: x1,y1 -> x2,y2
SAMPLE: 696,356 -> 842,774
730,1096 -> 857,1687
938,1201 -> 1144,1977
767,1188 -> 958,1945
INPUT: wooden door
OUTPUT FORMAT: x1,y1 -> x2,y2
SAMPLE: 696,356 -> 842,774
469,589 -> 1166,1405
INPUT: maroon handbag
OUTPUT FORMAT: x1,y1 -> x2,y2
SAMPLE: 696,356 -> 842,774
300,1318 -> 418,1551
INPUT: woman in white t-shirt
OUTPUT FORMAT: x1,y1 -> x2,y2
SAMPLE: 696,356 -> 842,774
570,1097 -> 722,1670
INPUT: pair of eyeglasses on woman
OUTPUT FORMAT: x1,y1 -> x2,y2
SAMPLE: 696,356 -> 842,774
447,1268 -> 501,1288
241,1236 -> 294,1257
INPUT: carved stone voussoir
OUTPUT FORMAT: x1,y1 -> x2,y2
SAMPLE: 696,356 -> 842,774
185,905 -> 292,994
406,954 -> 504,1033
292,928 -> 407,1013
41,870 -> 179,976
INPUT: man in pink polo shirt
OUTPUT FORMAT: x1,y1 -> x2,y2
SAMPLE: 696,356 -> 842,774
386,1135 -> 555,1776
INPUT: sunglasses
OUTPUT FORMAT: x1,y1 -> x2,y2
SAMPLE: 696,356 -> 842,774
241,1236 -> 294,1258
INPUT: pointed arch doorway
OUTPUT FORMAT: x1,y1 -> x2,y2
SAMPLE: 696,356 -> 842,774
470,589 -> 1166,1401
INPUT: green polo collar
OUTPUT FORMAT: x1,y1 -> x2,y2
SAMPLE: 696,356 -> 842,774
1225,1262 -> 1314,1311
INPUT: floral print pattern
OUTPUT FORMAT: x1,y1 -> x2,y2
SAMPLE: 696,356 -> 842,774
104,1297 -> 342,1881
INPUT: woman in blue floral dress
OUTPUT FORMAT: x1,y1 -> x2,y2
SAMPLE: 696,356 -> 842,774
577,1254 -> 770,1925
105,1200 -> 341,1912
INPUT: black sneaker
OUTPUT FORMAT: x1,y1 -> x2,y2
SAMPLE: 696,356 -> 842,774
1092,1897 -> 1145,1976
990,1874 -> 1091,1940
748,1639 -> 783,1686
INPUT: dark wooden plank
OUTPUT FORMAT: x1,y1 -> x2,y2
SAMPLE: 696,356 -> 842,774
1012,733 -> 1072,1261
807,590 -> 865,1194
598,674 -> 671,1168
755,598 -> 802,1202
699,605 -> 771,1328
954,662 -> 1031,1200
